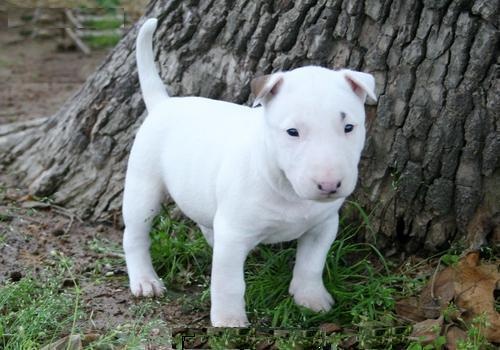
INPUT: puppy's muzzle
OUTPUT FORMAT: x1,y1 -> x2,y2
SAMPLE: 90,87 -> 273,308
316,181 -> 342,195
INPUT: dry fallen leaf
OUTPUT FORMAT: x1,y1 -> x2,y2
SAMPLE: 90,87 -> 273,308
408,316 -> 444,345
395,297 -> 428,322
396,252 -> 500,344
453,252 -> 500,343
420,264 -> 456,318
318,322 -> 342,334
81,333 -> 100,345
445,325 -> 467,350
396,265 -> 456,322
40,334 -> 82,350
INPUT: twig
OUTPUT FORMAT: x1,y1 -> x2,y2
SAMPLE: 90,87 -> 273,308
50,204 -> 83,223
64,9 -> 83,29
103,252 -> 125,259
64,214 -> 74,234
64,27 -> 90,55
29,5 -> 42,39
18,214 -> 45,225
190,313 -> 210,324
430,258 -> 442,300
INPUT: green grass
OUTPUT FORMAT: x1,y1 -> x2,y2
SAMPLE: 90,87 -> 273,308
149,203 -> 417,348
150,202 -> 494,348
139,204 -> 500,348
0,58 -> 10,68
0,258 -> 79,349
94,0 -> 121,12
83,34 -> 121,49
0,250 -> 169,349
1,199 -> 495,348
83,18 -> 123,30
245,235 -> 406,330
150,213 -> 212,289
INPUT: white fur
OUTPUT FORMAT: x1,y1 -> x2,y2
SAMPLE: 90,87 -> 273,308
123,18 -> 376,327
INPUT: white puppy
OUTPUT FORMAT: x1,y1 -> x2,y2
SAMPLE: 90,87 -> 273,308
123,18 -> 376,327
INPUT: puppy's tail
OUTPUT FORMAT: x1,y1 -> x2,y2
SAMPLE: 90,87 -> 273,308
136,18 -> 169,112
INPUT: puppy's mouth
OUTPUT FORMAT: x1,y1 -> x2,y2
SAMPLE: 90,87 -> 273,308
293,188 -> 345,202
315,192 -> 343,202
315,186 -> 355,201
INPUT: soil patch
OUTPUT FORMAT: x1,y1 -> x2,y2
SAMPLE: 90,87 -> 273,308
0,28 -> 107,124
0,187 -> 209,331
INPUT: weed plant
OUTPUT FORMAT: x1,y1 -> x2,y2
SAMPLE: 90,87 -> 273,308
0,252 -> 169,349
0,256 -> 79,349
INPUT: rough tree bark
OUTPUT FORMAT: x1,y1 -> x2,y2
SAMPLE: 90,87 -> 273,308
1,0 -> 498,253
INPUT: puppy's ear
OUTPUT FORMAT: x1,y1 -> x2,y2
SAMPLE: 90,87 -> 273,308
251,73 -> 284,107
342,70 -> 377,103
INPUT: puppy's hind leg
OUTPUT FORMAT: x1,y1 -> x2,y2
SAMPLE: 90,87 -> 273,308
123,173 -> 165,297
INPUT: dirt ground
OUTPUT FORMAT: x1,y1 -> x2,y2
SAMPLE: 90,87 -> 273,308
0,191 -> 207,330
0,29 -> 107,124
0,23 -> 208,337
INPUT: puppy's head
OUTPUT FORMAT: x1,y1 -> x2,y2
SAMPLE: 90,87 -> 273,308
251,66 -> 376,201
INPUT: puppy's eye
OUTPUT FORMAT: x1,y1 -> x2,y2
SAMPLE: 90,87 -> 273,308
286,128 -> 300,137
344,124 -> 354,133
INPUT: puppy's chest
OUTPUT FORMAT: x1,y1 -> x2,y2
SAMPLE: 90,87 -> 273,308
257,206 -> 332,244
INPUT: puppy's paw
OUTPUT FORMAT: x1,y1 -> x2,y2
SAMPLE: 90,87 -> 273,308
289,280 -> 334,312
211,312 -> 249,328
130,275 -> 165,297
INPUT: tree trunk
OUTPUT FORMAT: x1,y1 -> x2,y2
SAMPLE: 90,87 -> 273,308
1,0 -> 498,253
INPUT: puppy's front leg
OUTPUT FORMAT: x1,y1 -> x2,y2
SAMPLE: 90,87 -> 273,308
210,216 -> 255,327
289,214 -> 339,312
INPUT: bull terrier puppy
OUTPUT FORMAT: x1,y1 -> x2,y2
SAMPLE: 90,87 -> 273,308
123,18 -> 376,327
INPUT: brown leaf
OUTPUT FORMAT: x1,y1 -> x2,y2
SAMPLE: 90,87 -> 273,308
255,339 -> 275,350
419,266 -> 455,319
445,325 -> 467,350
339,335 -> 357,349
40,334 -> 82,350
395,297 -> 427,322
318,322 -> 342,334
409,316 -> 444,345
81,333 -> 100,345
413,252 -> 500,343
454,252 -> 500,343
463,251 -> 481,266
432,267 -> 457,306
